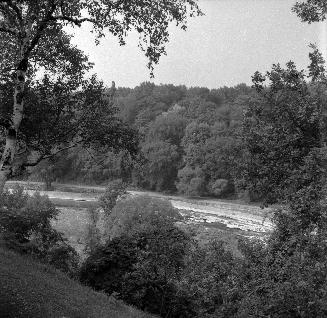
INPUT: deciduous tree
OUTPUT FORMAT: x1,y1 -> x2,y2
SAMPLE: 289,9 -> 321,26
0,0 -> 202,191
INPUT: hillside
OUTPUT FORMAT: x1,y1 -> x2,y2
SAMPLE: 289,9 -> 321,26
0,246 -> 154,318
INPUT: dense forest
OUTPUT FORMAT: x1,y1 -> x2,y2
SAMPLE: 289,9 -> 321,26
3,47 -> 325,317
77,48 -> 327,317
29,82 -> 253,199
2,1 -> 327,318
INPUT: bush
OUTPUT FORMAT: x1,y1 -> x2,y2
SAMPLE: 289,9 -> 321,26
80,235 -> 139,294
207,179 -> 232,197
179,240 -> 241,317
81,195 -> 194,317
233,236 -> 327,318
84,207 -> 102,255
99,179 -> 127,216
176,166 -> 206,197
0,186 -> 79,276
46,243 -> 79,276
81,217 -> 194,318
104,195 -> 182,239
0,186 -> 59,254
119,222 -> 194,317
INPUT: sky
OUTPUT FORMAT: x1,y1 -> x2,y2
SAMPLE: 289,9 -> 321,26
70,0 -> 326,89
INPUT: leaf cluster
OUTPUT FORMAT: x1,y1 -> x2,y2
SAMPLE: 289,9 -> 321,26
0,0 -> 202,75
0,185 -> 79,275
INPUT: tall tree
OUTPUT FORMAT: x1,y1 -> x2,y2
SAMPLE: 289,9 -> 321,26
0,71 -> 139,185
0,0 -> 202,191
241,57 -> 327,208
233,53 -> 327,317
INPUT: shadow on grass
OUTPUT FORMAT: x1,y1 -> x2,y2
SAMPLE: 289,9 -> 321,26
0,246 -> 154,318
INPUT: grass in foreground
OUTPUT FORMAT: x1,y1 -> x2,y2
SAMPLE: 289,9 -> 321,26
0,246 -> 154,318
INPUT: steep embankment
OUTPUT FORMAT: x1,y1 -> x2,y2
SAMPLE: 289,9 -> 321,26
0,247 -> 154,318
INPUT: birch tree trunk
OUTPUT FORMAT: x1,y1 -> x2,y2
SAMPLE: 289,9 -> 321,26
0,45 -> 28,193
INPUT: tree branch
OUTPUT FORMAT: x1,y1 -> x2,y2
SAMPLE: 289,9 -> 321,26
50,15 -> 96,26
23,2 -> 58,57
24,140 -> 84,167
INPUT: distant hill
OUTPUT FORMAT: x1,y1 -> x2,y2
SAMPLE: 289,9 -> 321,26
0,246 -> 154,318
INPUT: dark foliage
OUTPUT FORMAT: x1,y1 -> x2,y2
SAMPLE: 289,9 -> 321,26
0,186 -> 79,276
37,82 -> 251,197
80,214 -> 193,317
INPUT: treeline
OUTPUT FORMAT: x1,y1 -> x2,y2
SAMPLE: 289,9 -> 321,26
3,48 -> 327,317
31,82 -> 255,198
61,50 -> 327,317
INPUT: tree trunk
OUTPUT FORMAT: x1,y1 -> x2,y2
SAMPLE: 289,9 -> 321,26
0,55 -> 28,193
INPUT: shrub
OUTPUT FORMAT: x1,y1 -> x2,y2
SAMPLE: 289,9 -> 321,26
176,166 -> 206,197
80,236 -> 139,295
81,195 -> 193,317
0,186 -> 60,254
0,186 -> 79,276
207,179 -> 232,197
234,236 -> 327,318
179,240 -> 241,317
105,195 -> 182,239
84,207 -> 102,255
119,222 -> 194,317
46,243 -> 80,277
99,179 -> 127,216
80,217 -> 194,317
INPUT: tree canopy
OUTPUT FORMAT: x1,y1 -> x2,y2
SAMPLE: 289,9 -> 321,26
0,0 -> 202,74
0,0 -> 202,190
293,0 -> 327,22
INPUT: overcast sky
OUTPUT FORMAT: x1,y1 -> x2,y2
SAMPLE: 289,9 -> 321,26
70,0 -> 325,89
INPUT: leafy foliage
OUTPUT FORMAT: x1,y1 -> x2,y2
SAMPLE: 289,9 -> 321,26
84,179 -> 128,254
84,206 -> 102,255
232,49 -> 327,318
0,0 -> 201,186
99,179 -> 127,216
240,59 -> 327,206
119,223 -> 194,318
28,81 -> 250,197
176,166 -> 206,197
105,195 -> 182,240
177,121 -> 241,197
179,240 -> 241,317
293,0 -> 327,23
80,196 -> 193,318
0,186 -> 59,252
0,186 -> 79,275
0,246 -> 153,318
139,141 -> 181,192
0,1 -> 202,75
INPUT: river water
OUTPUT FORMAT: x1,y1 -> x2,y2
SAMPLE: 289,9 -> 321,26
9,184 -> 273,233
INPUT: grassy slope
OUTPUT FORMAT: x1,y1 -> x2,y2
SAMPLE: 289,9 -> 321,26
0,247 -> 154,318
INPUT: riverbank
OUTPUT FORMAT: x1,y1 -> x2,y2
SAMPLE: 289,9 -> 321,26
5,181 -> 273,256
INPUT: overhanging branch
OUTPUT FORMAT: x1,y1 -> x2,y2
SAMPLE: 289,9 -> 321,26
24,139 -> 85,167
51,15 -> 96,26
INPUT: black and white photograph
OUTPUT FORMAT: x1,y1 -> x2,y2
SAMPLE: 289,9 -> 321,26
1,0 -> 327,317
